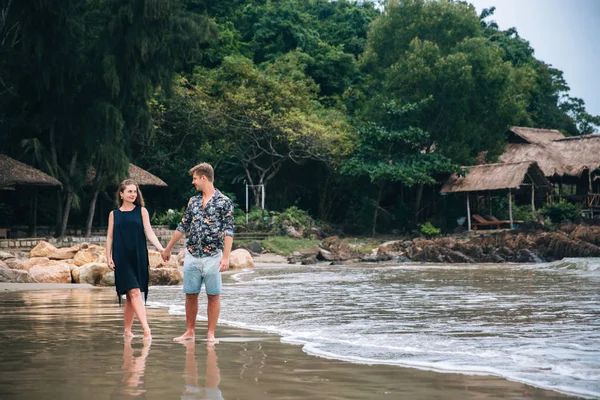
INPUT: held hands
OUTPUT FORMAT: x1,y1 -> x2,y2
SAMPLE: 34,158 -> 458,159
218,256 -> 229,272
161,248 -> 171,262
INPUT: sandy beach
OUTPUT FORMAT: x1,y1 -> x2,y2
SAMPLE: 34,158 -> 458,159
0,284 -> 583,400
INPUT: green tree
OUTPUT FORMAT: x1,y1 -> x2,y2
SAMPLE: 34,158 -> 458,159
192,55 -> 354,205
342,101 -> 457,236
362,0 -> 531,164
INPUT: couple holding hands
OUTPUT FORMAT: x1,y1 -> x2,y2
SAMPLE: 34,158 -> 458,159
105,163 -> 234,342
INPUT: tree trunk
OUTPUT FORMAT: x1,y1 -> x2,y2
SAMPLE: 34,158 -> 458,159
372,184 -> 384,237
50,126 -> 63,237
59,151 -> 78,237
85,171 -> 103,237
414,183 -> 424,225
85,187 -> 100,237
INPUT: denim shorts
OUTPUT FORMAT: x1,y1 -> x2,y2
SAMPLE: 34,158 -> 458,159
182,251 -> 222,295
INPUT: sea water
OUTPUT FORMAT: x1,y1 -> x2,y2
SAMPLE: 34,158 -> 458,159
148,258 -> 600,398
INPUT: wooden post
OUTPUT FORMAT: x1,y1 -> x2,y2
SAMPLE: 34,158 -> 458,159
28,189 -> 38,237
508,189 -> 514,229
531,183 -> 536,214
467,194 -> 472,231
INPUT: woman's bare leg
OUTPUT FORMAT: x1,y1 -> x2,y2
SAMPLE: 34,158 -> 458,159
127,289 -> 152,340
124,295 -> 135,338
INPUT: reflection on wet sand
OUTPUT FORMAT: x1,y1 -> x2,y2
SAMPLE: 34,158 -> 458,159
0,289 -> 581,400
112,339 -> 151,399
182,342 -> 223,400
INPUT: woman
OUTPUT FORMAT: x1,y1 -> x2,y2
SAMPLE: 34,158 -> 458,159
106,179 -> 163,341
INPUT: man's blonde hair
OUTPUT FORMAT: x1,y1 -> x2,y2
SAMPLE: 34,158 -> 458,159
189,162 -> 214,182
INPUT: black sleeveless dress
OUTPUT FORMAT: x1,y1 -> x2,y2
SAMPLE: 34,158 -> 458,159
112,206 -> 149,304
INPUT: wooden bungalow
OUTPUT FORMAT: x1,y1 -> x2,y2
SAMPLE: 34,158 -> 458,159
0,154 -> 62,237
500,127 -> 600,216
441,161 -> 551,230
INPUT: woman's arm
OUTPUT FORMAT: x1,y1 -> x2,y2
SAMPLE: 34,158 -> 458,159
106,211 -> 115,270
142,207 -> 164,252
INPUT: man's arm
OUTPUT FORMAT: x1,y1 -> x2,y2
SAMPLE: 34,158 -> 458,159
163,230 -> 184,261
218,199 -> 235,271
163,200 -> 193,261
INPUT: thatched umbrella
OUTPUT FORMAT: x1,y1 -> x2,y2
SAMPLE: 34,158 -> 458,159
0,154 -> 62,189
85,163 -> 167,236
125,163 -> 167,187
0,154 -> 62,237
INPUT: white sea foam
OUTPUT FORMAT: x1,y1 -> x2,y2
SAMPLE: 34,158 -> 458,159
148,259 -> 600,398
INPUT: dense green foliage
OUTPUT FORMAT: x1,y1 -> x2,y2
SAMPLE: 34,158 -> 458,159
0,0 -> 597,236
540,201 -> 581,224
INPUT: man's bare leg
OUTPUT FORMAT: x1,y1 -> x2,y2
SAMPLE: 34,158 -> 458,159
174,293 -> 199,342
206,294 -> 220,342
128,288 -> 152,341
124,295 -> 135,338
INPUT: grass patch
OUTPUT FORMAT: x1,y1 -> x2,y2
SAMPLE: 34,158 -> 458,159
260,236 -> 321,256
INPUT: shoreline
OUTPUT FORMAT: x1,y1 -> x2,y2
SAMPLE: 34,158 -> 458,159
0,285 -> 584,399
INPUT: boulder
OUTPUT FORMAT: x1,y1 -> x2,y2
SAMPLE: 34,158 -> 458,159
0,269 -> 37,283
14,257 -> 49,271
570,225 -> 600,246
100,271 -> 115,286
0,251 -> 15,260
73,246 -> 106,266
29,264 -> 72,283
71,265 -> 81,283
229,249 -> 254,269
284,225 -> 303,239
0,260 -> 8,269
48,245 -> 80,260
244,240 -> 263,254
300,255 -> 317,265
78,262 -> 111,286
29,241 -> 57,258
321,236 -> 361,261
149,268 -> 182,285
317,248 -> 334,261
3,258 -> 20,270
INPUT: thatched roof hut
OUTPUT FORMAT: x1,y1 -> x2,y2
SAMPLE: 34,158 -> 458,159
87,163 -> 168,187
500,127 -> 600,179
441,161 -> 550,193
0,154 -> 62,189
441,161 -> 550,231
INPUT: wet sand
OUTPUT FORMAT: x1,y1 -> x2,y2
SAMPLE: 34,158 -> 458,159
0,286 -> 583,400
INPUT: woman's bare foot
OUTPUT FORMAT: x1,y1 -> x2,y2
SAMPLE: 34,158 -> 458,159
124,330 -> 135,338
143,328 -> 152,341
173,331 -> 195,342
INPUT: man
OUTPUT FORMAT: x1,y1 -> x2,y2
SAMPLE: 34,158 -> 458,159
163,163 -> 234,342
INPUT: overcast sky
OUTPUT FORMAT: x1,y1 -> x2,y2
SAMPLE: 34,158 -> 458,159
468,0 -> 600,118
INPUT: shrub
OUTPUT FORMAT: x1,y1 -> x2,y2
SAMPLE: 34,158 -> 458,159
151,208 -> 184,229
540,200 -> 580,223
235,206 -> 321,235
420,222 -> 440,238
513,204 -> 537,222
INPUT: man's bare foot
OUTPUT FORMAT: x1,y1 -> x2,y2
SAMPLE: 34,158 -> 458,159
124,330 -> 135,338
143,329 -> 152,342
173,331 -> 195,342
206,333 -> 218,343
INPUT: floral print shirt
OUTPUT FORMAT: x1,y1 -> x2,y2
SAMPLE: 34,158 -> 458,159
176,189 -> 234,257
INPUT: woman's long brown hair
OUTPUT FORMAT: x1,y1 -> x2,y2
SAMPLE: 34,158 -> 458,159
116,179 -> 145,208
